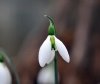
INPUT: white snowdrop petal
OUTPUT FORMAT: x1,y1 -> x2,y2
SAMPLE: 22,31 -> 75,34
39,36 -> 52,67
37,64 -> 55,84
47,50 -> 55,64
0,63 -> 12,84
55,37 -> 70,63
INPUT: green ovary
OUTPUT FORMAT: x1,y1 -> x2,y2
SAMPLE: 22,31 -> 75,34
50,36 -> 56,50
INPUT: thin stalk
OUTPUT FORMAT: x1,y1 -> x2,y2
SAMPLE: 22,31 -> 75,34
54,51 -> 58,84
4,54 -> 20,84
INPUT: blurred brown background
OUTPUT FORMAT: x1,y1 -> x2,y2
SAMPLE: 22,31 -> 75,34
0,0 -> 100,84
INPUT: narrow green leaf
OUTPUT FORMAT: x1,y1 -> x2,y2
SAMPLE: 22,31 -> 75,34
50,36 -> 56,50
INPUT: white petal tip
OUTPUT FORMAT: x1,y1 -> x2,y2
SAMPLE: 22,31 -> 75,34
67,58 -> 70,63
40,64 -> 45,67
39,61 -> 46,67
64,55 -> 70,63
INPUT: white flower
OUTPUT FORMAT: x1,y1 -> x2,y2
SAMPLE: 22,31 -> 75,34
39,35 -> 70,67
0,63 -> 12,84
37,63 -> 55,84
38,15 -> 70,67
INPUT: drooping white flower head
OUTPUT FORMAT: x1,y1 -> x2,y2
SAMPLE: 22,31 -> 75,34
38,15 -> 70,67
0,63 -> 12,84
37,63 -> 55,84
0,54 -> 12,84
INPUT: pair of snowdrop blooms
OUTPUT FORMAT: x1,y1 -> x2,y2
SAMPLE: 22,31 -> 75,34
0,54 -> 12,84
39,15 -> 70,67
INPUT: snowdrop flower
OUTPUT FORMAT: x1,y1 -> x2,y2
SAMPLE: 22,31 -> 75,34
37,63 -> 55,84
39,15 -> 70,67
0,54 -> 12,84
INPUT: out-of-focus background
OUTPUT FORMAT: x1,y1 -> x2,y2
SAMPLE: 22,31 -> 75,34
0,0 -> 100,84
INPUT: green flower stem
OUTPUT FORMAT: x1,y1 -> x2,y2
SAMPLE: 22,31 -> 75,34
8,57 -> 20,84
54,51 -> 58,84
45,15 -> 58,84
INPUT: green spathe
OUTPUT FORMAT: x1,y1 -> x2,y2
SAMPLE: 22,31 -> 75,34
45,15 -> 56,35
